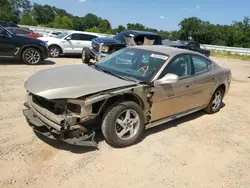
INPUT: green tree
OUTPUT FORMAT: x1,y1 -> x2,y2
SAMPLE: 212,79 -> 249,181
98,19 -> 111,33
127,23 -> 145,31
52,16 -> 73,29
32,3 -> 56,24
85,26 -> 100,33
0,0 -> 16,21
19,12 -> 37,26
9,0 -> 31,22
81,13 -> 100,30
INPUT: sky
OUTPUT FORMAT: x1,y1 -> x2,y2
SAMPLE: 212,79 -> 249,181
31,0 -> 250,31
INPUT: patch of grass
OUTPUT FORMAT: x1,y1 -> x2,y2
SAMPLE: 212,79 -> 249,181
211,50 -> 250,61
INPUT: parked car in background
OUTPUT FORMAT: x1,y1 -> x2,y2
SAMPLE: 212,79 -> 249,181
43,31 -> 62,37
0,21 -> 19,28
38,31 -> 106,57
23,45 -> 231,148
163,40 -> 211,57
82,30 -> 163,63
6,27 -> 41,39
0,26 -> 48,65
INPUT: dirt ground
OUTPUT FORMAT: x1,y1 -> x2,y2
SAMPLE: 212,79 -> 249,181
0,56 -> 250,188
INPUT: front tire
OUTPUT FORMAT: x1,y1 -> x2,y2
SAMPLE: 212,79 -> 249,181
49,46 -> 61,58
204,87 -> 224,114
82,47 -> 91,64
101,101 -> 145,148
22,48 -> 41,65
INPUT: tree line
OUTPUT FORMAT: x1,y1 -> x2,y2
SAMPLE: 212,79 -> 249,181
1,0 -> 250,47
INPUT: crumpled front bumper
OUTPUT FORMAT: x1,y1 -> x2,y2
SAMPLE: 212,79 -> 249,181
23,96 -> 98,147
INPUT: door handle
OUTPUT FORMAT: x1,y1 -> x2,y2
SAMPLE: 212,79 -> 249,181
185,84 -> 192,88
211,77 -> 217,80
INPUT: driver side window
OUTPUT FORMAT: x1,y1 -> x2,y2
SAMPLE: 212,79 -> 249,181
160,55 -> 192,79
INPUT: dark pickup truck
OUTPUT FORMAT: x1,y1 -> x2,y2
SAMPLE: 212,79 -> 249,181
82,30 -> 163,63
163,40 -> 210,57
82,30 -> 210,63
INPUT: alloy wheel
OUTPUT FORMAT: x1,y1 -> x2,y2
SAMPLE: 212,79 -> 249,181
212,90 -> 222,111
115,109 -> 140,140
25,50 -> 41,64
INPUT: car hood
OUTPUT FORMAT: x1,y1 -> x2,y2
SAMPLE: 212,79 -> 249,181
25,64 -> 136,99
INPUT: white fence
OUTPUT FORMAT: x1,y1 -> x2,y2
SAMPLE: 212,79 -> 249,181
19,24 -> 250,56
203,44 -> 250,56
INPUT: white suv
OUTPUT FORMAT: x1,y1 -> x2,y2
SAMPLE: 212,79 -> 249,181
38,31 -> 105,58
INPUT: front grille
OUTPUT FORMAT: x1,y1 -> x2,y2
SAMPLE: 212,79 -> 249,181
92,41 -> 100,52
32,94 -> 65,114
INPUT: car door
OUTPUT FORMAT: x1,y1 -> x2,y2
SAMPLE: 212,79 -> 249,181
190,55 -> 217,107
0,28 -> 16,57
151,54 -> 197,121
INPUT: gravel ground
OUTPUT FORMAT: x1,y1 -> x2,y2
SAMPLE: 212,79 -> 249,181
0,56 -> 250,188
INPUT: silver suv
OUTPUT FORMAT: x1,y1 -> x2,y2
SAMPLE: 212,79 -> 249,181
38,31 -> 105,57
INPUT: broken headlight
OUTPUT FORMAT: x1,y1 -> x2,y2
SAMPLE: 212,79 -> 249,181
101,46 -> 109,53
67,99 -> 92,118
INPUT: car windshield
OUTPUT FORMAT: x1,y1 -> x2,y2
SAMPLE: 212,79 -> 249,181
55,32 -> 69,39
95,48 -> 168,83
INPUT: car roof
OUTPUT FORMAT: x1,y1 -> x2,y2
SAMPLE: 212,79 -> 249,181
68,30 -> 106,37
128,45 -> 203,56
122,30 -> 160,36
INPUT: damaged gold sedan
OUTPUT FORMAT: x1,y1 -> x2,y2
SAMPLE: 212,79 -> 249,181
23,46 -> 231,148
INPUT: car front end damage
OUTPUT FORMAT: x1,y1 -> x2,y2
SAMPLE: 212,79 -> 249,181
23,84 -> 153,147
23,92 -> 98,147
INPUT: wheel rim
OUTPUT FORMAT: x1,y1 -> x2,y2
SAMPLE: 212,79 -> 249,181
25,50 -> 40,64
115,109 -> 140,140
212,90 -> 222,111
50,48 -> 59,57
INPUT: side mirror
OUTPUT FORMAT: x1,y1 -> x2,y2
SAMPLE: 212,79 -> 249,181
154,73 -> 179,86
65,36 -> 71,40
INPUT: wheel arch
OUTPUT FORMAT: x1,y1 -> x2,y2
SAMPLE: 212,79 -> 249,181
20,45 -> 43,60
93,93 -> 145,119
215,84 -> 226,96
48,44 -> 63,54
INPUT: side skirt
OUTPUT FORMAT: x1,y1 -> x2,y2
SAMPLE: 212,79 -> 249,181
145,105 -> 206,130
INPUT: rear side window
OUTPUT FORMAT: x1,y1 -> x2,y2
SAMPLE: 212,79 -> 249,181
191,55 -> 211,74
70,33 -> 81,40
79,34 -> 97,41
11,29 -> 31,35
70,33 -> 97,41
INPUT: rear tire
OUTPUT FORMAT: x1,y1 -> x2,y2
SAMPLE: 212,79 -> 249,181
22,48 -> 41,65
204,87 -> 224,114
101,101 -> 145,148
49,46 -> 61,58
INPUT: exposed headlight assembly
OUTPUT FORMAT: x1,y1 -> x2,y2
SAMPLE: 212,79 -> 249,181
101,46 -> 109,52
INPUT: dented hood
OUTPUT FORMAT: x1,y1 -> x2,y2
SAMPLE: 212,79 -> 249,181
25,64 -> 135,99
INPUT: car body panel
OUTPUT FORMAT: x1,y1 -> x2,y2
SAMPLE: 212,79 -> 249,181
24,64 -> 136,99
23,45 -> 231,147
0,26 -> 48,60
39,31 -> 106,55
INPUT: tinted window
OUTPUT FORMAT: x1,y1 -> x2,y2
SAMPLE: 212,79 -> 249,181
7,23 -> 18,27
191,55 -> 211,74
70,34 -> 81,40
161,55 -> 192,78
10,29 -> 31,35
79,34 -> 97,41
0,28 -> 5,35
